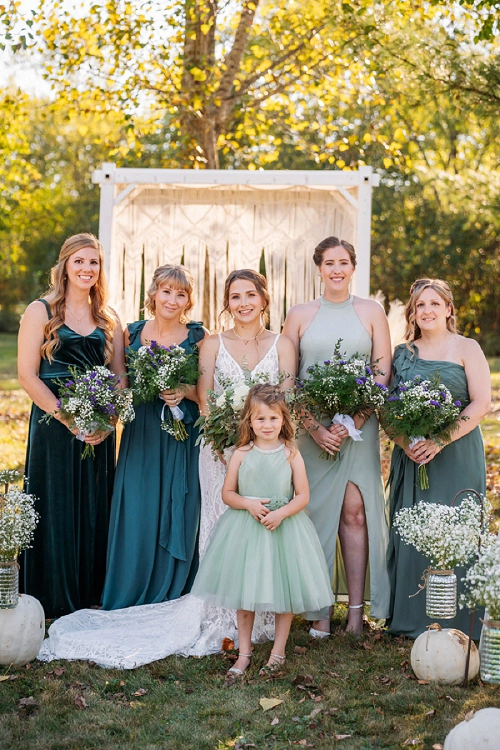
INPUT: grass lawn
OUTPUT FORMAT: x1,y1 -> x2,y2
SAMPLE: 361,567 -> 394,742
1,333 -> 499,750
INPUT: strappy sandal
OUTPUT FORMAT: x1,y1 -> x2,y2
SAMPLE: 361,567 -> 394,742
309,627 -> 330,639
258,652 -> 286,677
224,652 -> 252,686
344,602 -> 364,637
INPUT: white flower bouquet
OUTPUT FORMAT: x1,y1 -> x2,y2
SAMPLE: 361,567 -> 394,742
128,341 -> 200,440
290,338 -> 386,461
0,471 -> 39,561
196,371 -> 272,458
380,374 -> 467,489
40,365 -> 135,459
461,541 -> 500,620
393,496 -> 489,570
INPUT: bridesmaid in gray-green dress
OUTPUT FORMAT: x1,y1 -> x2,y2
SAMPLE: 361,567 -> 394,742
387,279 -> 490,638
102,265 -> 207,610
283,237 -> 392,635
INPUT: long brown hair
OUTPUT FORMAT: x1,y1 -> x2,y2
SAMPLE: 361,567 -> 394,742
219,269 -> 270,325
41,233 -> 116,363
144,264 -> 195,322
404,278 -> 458,345
236,384 -> 296,454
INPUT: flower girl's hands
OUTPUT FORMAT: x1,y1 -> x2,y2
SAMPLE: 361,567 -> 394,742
309,424 -> 342,456
161,388 -> 185,407
261,509 -> 285,531
245,498 -> 270,522
407,438 -> 441,465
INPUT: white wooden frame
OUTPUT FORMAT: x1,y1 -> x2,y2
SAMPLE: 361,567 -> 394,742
92,163 -> 380,306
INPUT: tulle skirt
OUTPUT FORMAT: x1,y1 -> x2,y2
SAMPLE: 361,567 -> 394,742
191,507 -> 334,615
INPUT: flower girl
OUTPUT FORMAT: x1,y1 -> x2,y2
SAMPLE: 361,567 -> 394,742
191,384 -> 333,684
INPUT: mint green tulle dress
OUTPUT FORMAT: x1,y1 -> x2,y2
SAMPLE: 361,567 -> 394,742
191,444 -> 334,615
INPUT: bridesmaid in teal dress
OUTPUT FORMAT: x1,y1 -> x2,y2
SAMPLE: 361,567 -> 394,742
387,278 -> 491,638
102,265 -> 207,610
283,237 -> 392,636
18,233 -> 125,618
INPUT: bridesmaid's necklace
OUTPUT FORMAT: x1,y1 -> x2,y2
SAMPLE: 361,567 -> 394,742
232,325 -> 265,346
66,304 -> 90,323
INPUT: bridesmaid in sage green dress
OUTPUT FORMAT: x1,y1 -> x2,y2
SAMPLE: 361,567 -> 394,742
283,237 -> 392,636
102,265 -> 207,610
18,233 -> 125,618
387,279 -> 490,638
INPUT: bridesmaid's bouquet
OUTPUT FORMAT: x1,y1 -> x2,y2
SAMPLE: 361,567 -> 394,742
196,371 -> 272,459
40,365 -> 135,459
380,375 -> 467,489
127,341 -> 200,440
290,339 -> 386,461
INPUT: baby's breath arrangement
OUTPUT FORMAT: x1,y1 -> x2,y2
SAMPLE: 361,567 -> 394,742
393,496 -> 489,570
289,339 -> 386,461
196,371 -> 274,458
128,341 -> 200,440
461,542 -> 500,620
381,374 -> 467,489
0,470 -> 39,561
40,365 -> 135,459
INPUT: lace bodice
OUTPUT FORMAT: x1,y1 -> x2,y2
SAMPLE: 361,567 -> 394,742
213,334 -> 280,393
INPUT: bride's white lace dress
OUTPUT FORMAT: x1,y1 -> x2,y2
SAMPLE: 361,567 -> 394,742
37,335 -> 280,669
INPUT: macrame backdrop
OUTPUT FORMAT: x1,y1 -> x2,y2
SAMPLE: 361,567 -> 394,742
110,183 -> 358,331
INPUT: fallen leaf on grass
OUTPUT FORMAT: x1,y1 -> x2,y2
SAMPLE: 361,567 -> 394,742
333,735 -> 351,741
464,709 -> 475,721
292,674 -> 314,686
221,638 -> 235,651
74,695 -> 88,710
298,697 -> 306,704
294,741 -> 314,747
425,709 -> 437,718
402,740 -> 423,746
439,695 -> 456,702
260,697 -> 283,712
133,688 -> 148,697
432,745 -> 443,750
417,679 -> 430,685
294,646 -> 307,655
270,717 -> 280,726
0,676 -> 10,682
19,697 -> 38,707
308,708 -> 322,719
54,667 -> 65,677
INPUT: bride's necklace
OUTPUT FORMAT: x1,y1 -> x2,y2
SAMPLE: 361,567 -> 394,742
66,304 -> 90,323
232,325 -> 265,346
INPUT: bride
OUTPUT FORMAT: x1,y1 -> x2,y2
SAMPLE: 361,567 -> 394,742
38,269 -> 295,668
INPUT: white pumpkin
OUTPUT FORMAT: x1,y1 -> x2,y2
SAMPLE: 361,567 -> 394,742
0,594 -> 45,667
411,625 -> 479,685
444,708 -> 500,749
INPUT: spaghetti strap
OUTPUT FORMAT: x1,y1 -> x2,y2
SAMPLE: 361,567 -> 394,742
38,298 -> 52,319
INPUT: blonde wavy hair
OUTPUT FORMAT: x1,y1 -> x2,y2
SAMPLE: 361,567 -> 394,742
144,264 -> 195,322
404,278 -> 458,346
236,384 -> 296,455
41,233 -> 116,364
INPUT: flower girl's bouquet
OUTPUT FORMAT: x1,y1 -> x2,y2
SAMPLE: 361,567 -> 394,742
393,496 -> 489,572
128,341 -> 200,440
0,470 -> 39,562
290,339 -> 386,461
380,375 -> 467,489
196,371 -> 272,459
40,365 -> 135,459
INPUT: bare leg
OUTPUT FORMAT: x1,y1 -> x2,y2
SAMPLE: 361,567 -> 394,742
232,609 -> 255,672
260,612 -> 293,672
338,481 -> 368,635
311,605 -> 334,635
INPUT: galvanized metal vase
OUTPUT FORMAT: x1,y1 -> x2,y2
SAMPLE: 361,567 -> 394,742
0,559 -> 19,609
425,569 -> 457,619
480,620 -> 500,684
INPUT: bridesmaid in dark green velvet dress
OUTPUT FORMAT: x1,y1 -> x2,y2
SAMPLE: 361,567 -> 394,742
387,279 -> 491,638
18,233 -> 125,618
102,265 -> 207,610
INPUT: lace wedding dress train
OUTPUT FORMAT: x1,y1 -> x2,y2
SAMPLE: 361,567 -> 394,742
37,335 -> 280,669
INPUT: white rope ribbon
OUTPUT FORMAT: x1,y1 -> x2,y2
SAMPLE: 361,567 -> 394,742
332,413 -> 363,441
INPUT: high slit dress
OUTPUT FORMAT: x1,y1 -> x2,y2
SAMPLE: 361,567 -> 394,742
297,294 -> 391,620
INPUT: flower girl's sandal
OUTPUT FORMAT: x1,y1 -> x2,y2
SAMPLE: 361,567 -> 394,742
258,653 -> 286,677
224,652 -> 252,686
309,627 -> 330,639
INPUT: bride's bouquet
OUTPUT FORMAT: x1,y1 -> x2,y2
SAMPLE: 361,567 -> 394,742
380,375 -> 467,489
128,341 -> 201,440
40,365 -> 135,459
196,371 -> 272,459
290,339 -> 386,461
